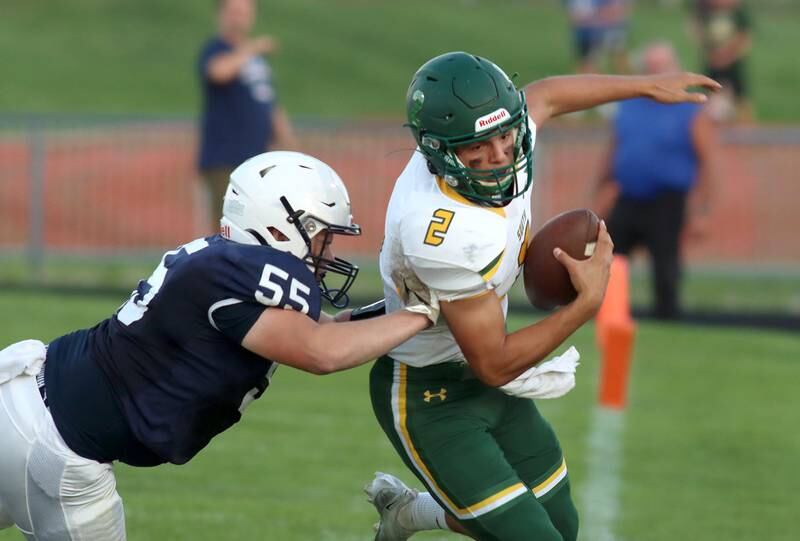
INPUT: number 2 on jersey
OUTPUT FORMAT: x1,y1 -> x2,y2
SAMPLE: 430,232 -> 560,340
424,209 -> 455,247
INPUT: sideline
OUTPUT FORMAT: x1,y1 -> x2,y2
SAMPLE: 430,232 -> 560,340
579,407 -> 626,541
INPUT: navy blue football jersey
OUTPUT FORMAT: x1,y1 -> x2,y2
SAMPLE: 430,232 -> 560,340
46,235 -> 321,466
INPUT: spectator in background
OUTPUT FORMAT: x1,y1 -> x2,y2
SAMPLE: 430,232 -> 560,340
564,0 -> 631,75
592,42 -> 717,319
198,0 -> 297,230
689,0 -> 753,122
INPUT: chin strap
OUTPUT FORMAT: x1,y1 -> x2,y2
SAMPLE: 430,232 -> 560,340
280,196 -> 312,246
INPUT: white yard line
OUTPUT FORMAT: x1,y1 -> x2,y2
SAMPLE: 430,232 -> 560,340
579,407 -> 625,541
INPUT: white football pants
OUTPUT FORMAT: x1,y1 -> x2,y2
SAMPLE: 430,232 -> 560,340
0,373 -> 126,540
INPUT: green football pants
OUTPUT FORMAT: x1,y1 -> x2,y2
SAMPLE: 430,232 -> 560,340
370,356 -> 578,541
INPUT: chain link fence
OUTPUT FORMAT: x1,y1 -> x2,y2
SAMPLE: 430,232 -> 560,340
1,114 -> 798,319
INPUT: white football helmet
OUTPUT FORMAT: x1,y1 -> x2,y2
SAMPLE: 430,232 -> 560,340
220,151 -> 361,307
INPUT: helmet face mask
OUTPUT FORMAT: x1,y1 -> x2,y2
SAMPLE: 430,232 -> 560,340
308,232 -> 360,308
221,151 -> 361,308
407,52 -> 534,205
281,197 -> 361,308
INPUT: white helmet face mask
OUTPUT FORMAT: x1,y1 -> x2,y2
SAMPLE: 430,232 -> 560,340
220,151 -> 361,307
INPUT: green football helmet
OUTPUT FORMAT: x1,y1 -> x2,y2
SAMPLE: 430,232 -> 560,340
406,52 -> 533,205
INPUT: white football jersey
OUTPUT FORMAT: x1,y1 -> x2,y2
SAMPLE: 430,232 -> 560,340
380,119 -> 537,367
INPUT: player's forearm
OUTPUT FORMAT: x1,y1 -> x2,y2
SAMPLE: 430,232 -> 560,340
307,311 -> 428,374
526,75 -> 652,125
489,301 -> 593,386
443,290 -> 593,387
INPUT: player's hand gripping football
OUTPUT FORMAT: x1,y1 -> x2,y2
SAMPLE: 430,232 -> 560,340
391,269 -> 440,326
645,72 -> 722,104
553,220 -> 614,318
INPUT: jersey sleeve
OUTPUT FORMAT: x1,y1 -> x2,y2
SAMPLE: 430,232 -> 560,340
209,301 -> 265,344
399,206 -> 508,302
201,242 -> 322,328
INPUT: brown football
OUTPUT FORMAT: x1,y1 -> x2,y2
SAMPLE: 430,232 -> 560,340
523,209 -> 600,310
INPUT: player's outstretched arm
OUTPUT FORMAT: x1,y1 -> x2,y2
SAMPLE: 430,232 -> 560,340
525,73 -> 721,127
441,223 -> 614,387
241,308 -> 430,375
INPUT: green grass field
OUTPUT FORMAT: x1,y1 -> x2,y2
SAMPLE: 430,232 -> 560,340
1,0 -> 799,120
2,2 -> 797,536
2,255 -> 798,316
0,291 -> 797,540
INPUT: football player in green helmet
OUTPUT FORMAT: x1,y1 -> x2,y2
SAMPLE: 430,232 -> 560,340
406,51 -> 719,207
366,51 -> 720,541
407,52 -> 534,205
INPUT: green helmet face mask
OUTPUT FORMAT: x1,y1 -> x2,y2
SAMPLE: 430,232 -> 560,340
406,52 -> 534,205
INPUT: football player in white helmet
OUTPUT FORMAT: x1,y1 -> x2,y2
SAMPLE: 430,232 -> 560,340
0,151 -> 436,540
221,150 -> 363,307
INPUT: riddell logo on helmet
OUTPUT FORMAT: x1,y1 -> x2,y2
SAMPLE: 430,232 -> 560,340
475,108 -> 510,132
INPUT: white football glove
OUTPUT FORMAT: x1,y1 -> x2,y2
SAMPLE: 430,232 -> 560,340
391,268 -> 440,326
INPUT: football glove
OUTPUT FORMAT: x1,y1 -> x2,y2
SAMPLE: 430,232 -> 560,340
391,268 -> 440,326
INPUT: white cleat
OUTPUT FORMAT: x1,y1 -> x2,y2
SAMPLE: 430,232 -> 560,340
365,472 -> 418,541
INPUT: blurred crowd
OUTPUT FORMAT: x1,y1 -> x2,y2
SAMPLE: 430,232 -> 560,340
563,0 -> 753,123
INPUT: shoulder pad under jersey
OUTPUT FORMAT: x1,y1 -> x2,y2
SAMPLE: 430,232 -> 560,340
400,202 -> 508,294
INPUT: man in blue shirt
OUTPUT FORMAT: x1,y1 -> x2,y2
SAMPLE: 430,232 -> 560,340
198,0 -> 297,230
593,43 -> 717,319
0,152 -> 436,540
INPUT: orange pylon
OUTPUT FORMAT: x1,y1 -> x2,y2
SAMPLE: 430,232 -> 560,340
596,255 -> 636,410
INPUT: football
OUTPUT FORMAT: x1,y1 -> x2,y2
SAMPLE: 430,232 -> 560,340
523,209 -> 600,310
